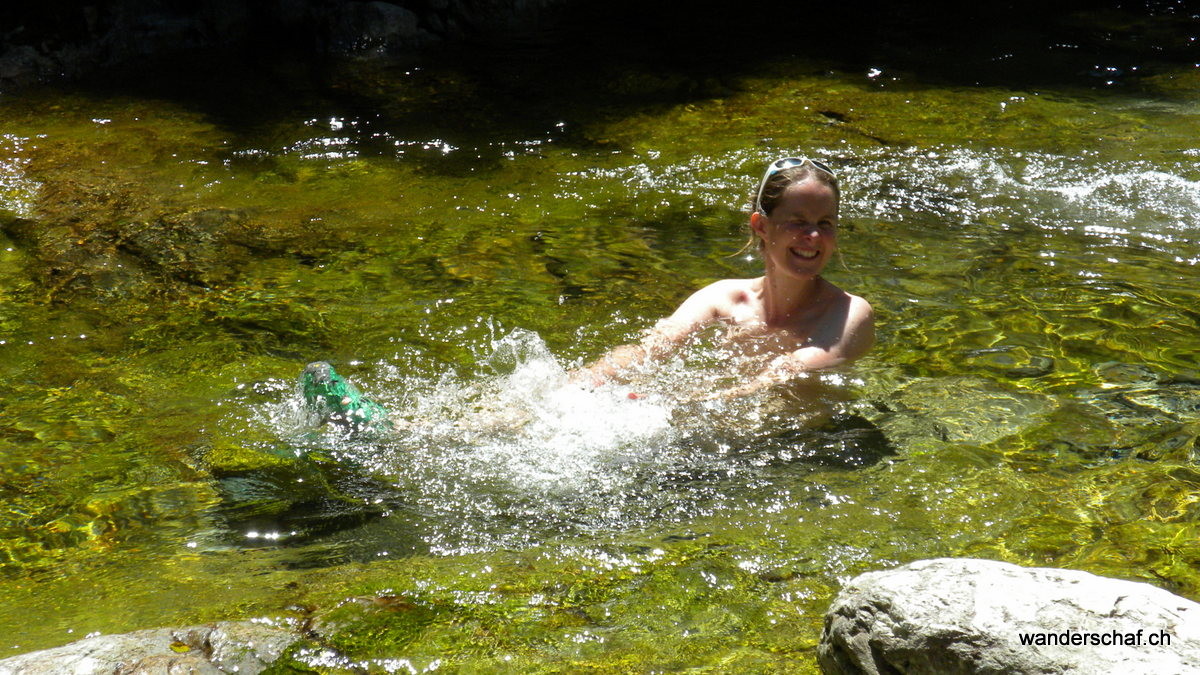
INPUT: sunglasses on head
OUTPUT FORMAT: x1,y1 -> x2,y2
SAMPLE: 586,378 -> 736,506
754,157 -> 836,214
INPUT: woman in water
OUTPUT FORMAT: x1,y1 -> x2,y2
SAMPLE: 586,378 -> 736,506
577,157 -> 874,398
304,157 -> 874,428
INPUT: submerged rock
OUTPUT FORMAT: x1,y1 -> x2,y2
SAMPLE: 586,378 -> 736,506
3,176 -> 347,303
0,620 -> 299,674
961,346 -> 1055,379
1087,362 -> 1200,424
818,558 -> 1200,675
204,423 -> 402,547
1077,362 -> 1200,462
755,413 -> 896,469
881,376 -> 1055,446
203,363 -> 401,547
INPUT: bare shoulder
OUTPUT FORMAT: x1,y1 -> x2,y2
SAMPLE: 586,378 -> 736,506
838,289 -> 875,358
659,278 -> 758,333
821,280 -> 872,318
678,278 -> 754,311
696,277 -> 754,297
844,291 -> 874,325
816,281 -> 874,360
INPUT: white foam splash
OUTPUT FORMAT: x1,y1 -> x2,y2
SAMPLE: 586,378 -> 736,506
223,324 -> 870,557
413,328 -> 676,493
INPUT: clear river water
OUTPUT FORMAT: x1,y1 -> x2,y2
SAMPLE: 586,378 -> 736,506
1,7 -> 1199,671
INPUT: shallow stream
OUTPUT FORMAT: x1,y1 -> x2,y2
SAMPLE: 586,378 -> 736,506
2,9 -> 1200,671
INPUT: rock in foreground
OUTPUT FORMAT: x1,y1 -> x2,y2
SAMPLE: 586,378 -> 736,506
819,558 -> 1200,674
0,621 -> 299,675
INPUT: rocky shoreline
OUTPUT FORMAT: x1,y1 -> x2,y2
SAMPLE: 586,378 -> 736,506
6,558 -> 1198,673
0,620 -> 300,674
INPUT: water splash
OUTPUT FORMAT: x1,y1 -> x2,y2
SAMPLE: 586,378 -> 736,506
217,328 -> 878,558
404,328 -> 677,493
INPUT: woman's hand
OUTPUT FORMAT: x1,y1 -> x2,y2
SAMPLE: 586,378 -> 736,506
567,366 -> 608,389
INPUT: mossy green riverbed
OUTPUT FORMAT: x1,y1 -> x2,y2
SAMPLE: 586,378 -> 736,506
2,40 -> 1200,672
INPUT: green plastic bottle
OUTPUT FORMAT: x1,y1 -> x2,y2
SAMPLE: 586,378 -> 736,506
301,361 -> 391,432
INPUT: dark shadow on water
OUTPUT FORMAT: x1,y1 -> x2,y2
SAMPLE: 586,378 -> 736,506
704,413 -> 897,471
772,413 -> 897,469
51,0 -> 1200,163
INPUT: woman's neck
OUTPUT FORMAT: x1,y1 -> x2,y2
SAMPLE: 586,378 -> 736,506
757,273 -> 823,326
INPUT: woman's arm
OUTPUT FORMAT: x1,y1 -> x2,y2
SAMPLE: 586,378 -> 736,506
576,281 -> 731,385
707,295 -> 874,399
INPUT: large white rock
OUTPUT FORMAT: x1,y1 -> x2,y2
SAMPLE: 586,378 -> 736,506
818,558 -> 1200,674
0,621 -> 298,675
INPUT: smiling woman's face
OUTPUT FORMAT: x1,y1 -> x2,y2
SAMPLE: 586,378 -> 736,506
751,179 -> 839,280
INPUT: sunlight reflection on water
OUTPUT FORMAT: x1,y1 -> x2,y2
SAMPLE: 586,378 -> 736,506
0,134 -> 38,218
